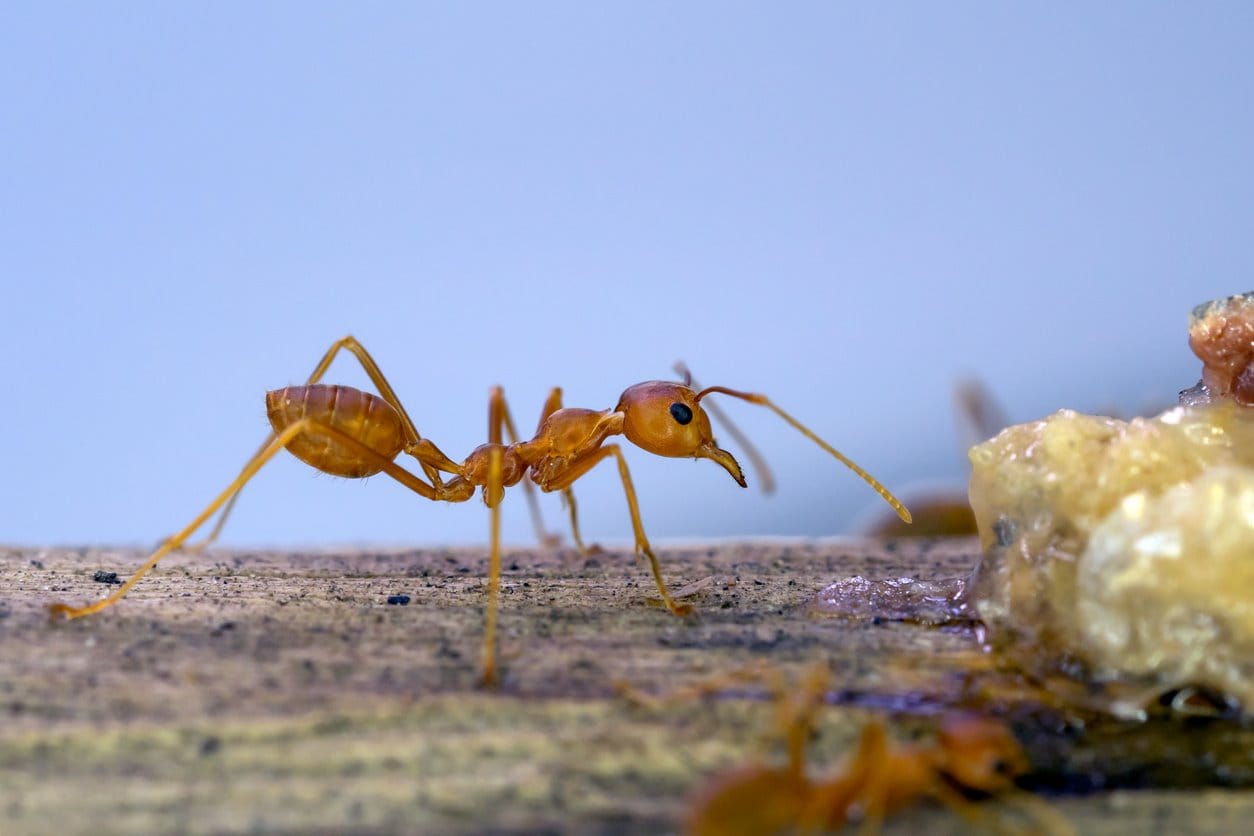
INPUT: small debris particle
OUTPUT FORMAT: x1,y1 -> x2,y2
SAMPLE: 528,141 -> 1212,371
92,570 -> 121,585
386,595 -> 411,606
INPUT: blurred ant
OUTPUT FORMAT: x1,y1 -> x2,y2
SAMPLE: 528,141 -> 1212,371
624,664 -> 1069,834
861,379 -> 1005,538
49,337 -> 909,685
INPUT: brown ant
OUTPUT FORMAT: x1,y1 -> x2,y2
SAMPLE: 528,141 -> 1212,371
661,665 -> 1071,835
49,337 -> 910,685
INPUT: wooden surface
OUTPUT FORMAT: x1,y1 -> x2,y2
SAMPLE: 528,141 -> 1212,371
1,540 -> 1251,835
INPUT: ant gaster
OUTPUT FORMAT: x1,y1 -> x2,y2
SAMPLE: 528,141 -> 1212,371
50,337 -> 910,685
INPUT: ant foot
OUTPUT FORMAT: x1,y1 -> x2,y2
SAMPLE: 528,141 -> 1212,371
47,602 -> 78,621
643,595 -> 697,616
669,601 -> 696,617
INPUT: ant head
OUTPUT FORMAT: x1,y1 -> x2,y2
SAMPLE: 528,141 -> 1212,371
615,381 -> 746,487
936,716 -> 1028,792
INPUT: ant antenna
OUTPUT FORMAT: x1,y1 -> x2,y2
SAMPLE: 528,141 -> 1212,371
675,362 -> 776,495
695,385 -> 911,523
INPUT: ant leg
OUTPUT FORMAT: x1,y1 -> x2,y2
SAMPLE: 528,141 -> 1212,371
794,721 -> 890,832
487,386 -> 562,549
552,444 -> 691,616
536,386 -> 562,430
615,660 -> 779,710
182,336 -> 462,551
531,387 -> 598,556
606,444 -> 690,616
181,492 -> 239,553
486,385 -> 596,556
776,664 -> 830,778
176,434 -> 273,553
558,488 -> 598,555
302,336 -> 457,477
840,722 -> 893,836
480,445 -> 505,688
50,419 -> 450,621
954,378 -> 1010,451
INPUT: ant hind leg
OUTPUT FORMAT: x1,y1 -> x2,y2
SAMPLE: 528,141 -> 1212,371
50,419 -> 444,621
186,336 -> 461,551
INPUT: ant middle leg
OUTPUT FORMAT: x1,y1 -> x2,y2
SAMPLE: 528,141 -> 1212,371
532,387 -> 599,556
487,386 -> 562,548
486,386 -> 597,555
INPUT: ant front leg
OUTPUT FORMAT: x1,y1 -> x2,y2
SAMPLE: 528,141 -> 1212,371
553,444 -> 691,616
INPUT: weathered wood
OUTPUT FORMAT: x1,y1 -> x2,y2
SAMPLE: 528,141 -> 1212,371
0,541 -> 1250,834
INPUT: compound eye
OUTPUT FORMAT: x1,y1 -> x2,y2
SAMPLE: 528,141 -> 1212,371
669,402 -> 694,425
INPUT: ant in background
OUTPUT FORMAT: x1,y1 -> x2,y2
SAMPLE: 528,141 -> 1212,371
50,337 -> 909,685
623,664 -> 1071,834
861,379 -> 1006,538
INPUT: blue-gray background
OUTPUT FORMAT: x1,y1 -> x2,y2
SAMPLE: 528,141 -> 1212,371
3,4 -> 1247,548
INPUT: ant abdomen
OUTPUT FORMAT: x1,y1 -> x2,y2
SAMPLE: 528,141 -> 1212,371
265,384 -> 405,478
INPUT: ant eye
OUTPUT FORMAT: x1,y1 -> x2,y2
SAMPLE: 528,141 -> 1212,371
669,402 -> 694,425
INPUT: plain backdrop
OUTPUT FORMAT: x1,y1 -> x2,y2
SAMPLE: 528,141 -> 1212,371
2,3 -> 1248,549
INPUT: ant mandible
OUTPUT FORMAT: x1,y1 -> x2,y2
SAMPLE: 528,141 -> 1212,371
50,336 -> 911,686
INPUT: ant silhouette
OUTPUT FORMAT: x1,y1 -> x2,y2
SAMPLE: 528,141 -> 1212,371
50,337 -> 910,685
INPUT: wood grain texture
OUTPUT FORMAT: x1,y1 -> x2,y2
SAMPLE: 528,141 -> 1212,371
1,540 -> 1250,835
